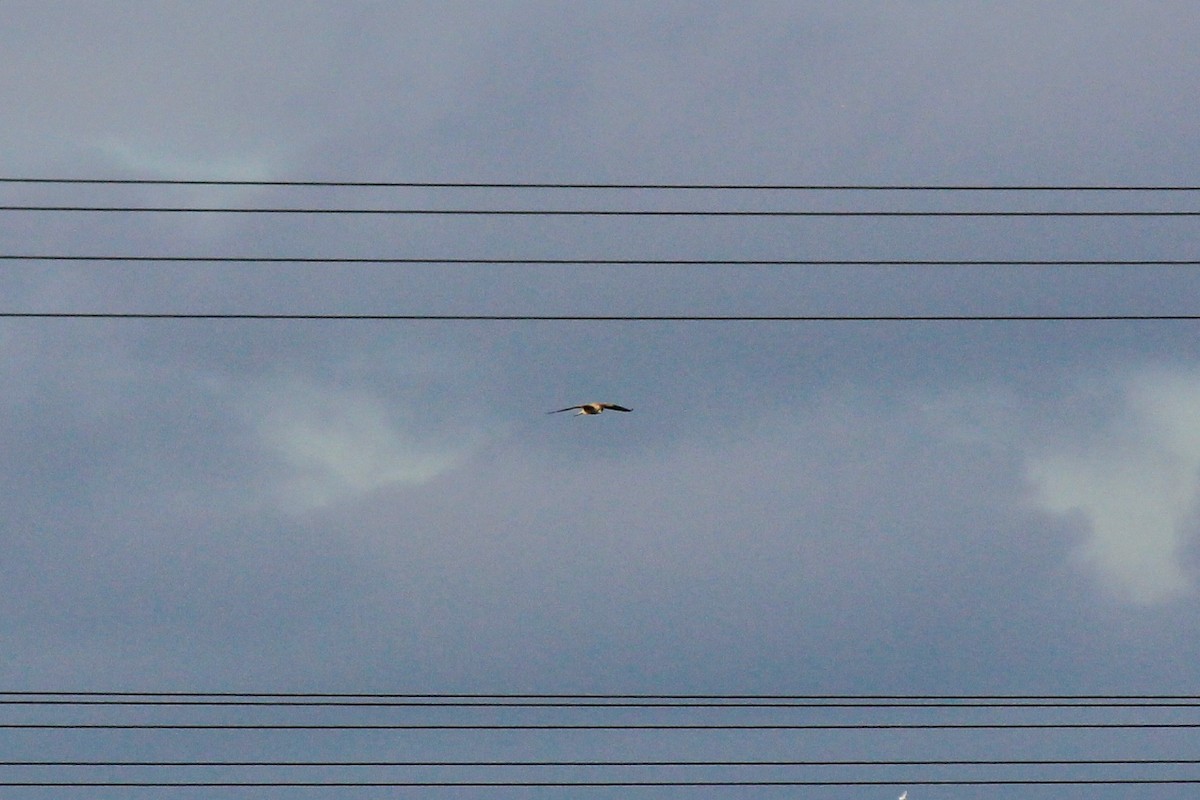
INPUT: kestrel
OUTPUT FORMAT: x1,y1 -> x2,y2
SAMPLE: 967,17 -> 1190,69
548,402 -> 633,416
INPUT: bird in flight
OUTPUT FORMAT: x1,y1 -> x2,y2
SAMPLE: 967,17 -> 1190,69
548,402 -> 633,416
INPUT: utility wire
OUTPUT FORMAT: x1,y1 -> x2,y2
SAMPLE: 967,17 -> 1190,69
4,758 -> 1196,767
6,700 -> 1200,708
2,256 -> 1196,266
5,722 -> 1200,730
10,692 -> 1200,708
0,205 -> 1196,216
6,696 -> 1200,708
6,692 -> 1199,699
3,178 -> 1199,190
1,778 -> 1198,787
1,313 -> 1198,321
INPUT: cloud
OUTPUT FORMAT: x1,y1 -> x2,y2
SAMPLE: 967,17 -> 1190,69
246,377 -> 469,511
1026,368 -> 1200,604
97,138 -> 278,181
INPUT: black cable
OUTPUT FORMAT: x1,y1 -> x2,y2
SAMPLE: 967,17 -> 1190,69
6,700 -> 1200,708
6,697 -> 1200,708
9,692 -> 1200,708
3,758 -> 1197,767
1,205 -> 1196,216
1,313 -> 1198,321
6,692 -> 1199,699
9,690 -> 1200,708
2,178 -> 1199,190
8,781 -> 1200,788
4,722 -> 1200,730
2,256 -> 1196,266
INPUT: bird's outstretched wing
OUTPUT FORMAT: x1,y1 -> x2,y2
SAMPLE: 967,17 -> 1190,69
548,406 -> 583,414
601,404 -> 633,412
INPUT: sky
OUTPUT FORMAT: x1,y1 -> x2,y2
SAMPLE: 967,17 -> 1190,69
3,2 -> 1200,797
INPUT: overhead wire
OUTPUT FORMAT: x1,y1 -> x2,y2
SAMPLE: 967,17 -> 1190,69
5,692 -> 1200,707
2,182 -> 1197,792
2,177 -> 1199,190
1,312 -> 1198,321
1,256 -> 1196,266
5,722 -> 1200,730
1,778 -> 1198,787
2,181 -> 1192,322
0,205 -> 1195,216
3,757 -> 1196,767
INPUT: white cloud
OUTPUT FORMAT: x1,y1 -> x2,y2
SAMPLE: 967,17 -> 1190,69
97,138 -> 278,182
249,378 -> 467,512
1027,369 -> 1200,605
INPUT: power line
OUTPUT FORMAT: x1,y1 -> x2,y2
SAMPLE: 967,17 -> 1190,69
9,692 -> 1200,708
5,692 -> 1195,788
2,256 -> 1196,266
3,178 -> 1199,190
1,205 -> 1196,216
1,779 -> 1198,787
6,692 -> 1199,699
7,699 -> 1200,708
4,758 -> 1197,767
5,722 -> 1200,730
6,696 -> 1200,708
1,313 -> 1198,321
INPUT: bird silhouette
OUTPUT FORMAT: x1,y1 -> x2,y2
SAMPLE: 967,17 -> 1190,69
548,402 -> 633,416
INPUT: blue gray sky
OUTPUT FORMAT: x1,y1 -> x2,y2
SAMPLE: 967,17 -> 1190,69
3,2 -> 1200,797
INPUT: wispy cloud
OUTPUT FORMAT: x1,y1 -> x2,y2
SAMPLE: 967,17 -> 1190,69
1027,369 -> 1200,605
249,378 -> 468,511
